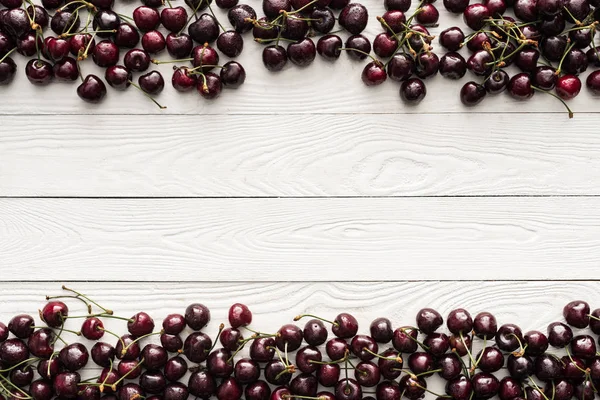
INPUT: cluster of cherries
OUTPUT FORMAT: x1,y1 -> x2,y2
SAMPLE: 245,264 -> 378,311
1,0 -> 600,112
0,287 -> 600,400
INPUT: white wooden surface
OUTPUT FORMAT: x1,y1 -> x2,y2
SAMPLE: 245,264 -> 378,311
1,0 -> 600,285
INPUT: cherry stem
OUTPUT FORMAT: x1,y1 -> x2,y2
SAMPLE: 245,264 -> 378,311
531,86 -> 574,118
293,314 -> 339,327
207,324 -> 225,353
339,47 -> 378,63
528,376 -> 551,400
416,368 -> 442,377
46,295 -> 92,313
588,314 -> 600,321
0,357 -> 40,373
282,395 -> 325,400
66,313 -> 132,322
152,58 -> 193,64
0,48 -> 17,64
285,0 -> 317,14
459,331 -> 477,367
98,326 -> 126,349
62,285 -> 113,315
178,0 -> 206,35
32,326 -> 81,336
0,375 -> 31,399
556,41 -> 576,75
206,2 -> 226,32
120,330 -> 164,356
128,80 -> 167,109
362,348 -> 403,363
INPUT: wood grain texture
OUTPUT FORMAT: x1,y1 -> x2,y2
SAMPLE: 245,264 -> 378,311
0,1 -> 597,115
3,114 -> 600,197
2,198 -> 600,281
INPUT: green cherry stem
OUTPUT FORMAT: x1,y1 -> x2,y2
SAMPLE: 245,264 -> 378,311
62,286 -> 113,315
293,314 -> 339,327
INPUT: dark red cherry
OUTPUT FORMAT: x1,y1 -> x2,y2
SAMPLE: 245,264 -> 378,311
26,58 -> 53,85
161,7 -> 187,32
188,371 -> 216,399
92,40 -> 119,67
438,353 -> 462,380
444,0 -> 469,13
416,3 -> 439,24
548,322 -> 573,347
92,10 -> 120,38
141,344 -> 168,370
570,334 -> 596,359
534,353 -> 562,381
408,351 -> 434,374
507,354 -> 533,380
317,34 -> 343,61
339,3 -> 368,34
370,318 -> 393,343
377,349 -> 403,380
399,375 -> 426,400
586,70 -> 600,94
228,303 -> 252,328
387,53 -> 414,81
59,343 -> 89,371
477,347 -> 504,372
473,312 -> 497,339
350,335 -> 378,361
345,34 -> 372,60
249,337 -> 275,362
28,328 -> 54,358
140,370 -> 166,394
447,309 -> 473,334
234,358 -> 259,384
166,33 -> 193,58
220,328 -> 243,351
532,66 -> 557,90
287,37 -> 316,66
439,26 -> 464,51
245,381 -> 270,400
439,52 -> 466,79
555,74 -> 581,100
91,342 -> 115,368
355,361 -> 380,387
0,57 -> 16,84
379,10 -> 406,33
393,327 -> 418,353
471,372 -> 500,400
105,65 -> 132,90
164,382 -> 189,400
326,338 -> 349,361
514,0 -> 538,20
54,372 -> 81,399
484,70 -> 509,94
51,10 -> 79,35
162,314 -> 186,335
373,33 -> 397,58
142,30 -> 166,54
385,0 -> 411,10
115,23 -> 140,48
446,375 -> 472,400
118,384 -> 144,400
228,4 -> 256,33
133,6 -> 160,31
508,73 -> 534,100
40,302 -> 68,328
185,304 -> 210,331
37,357 -> 60,380
9,315 -> 34,338
304,319 -> 328,346
262,45 -> 287,71
30,379 -> 53,400
183,332 -> 212,362
275,324 -> 303,352
335,379 -> 362,400
362,61 -> 387,86
164,356 -> 187,382
290,373 -> 318,397
124,48 -> 151,72
461,81 -> 486,105
206,348 -> 234,378
524,331 -> 549,356
317,363 -> 341,387
463,3 -> 489,29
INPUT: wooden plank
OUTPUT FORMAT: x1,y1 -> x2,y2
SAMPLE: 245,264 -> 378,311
1,198 -> 599,281
0,2 -> 596,115
2,114 -> 599,197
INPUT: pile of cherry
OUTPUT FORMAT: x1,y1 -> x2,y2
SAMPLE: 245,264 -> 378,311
0,0 -> 599,112
1,288 -> 600,400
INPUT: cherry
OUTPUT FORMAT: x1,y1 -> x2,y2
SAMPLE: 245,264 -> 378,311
17,33 -> 42,57
407,24 -> 431,51
93,10 -> 120,38
569,28 -> 592,49
541,35 -> 567,62
40,301 -> 68,328
142,30 -> 166,54
339,3 -> 369,34
438,353 -> 462,380
161,7 -> 187,32
133,6 -> 160,32
51,10 -> 79,35
92,40 -> 119,67
498,377 -> 523,400
535,353 -> 562,381
26,59 -> 53,85
538,0 -> 564,15
369,318 -> 393,343
216,31 -> 243,58
274,324 -> 302,352
188,370 -> 216,398
141,344 -> 168,370
9,314 -> 34,338
484,70 -> 509,94
408,351 -> 434,374
59,342 -> 89,371
463,3 -> 489,29
265,360 -> 292,385
415,3 -> 438,24
376,381 -> 401,400
548,322 -> 573,347
484,0 -> 506,15
570,334 -> 596,359
467,50 -> 493,76
282,15 -> 309,40
27,5 -> 49,28
54,372 -> 81,399
345,35 -> 371,60
304,319 -> 328,346
449,333 -> 471,356
446,375 -> 472,400
317,34 -> 343,61
44,36 -> 70,62
513,0 -> 537,20
185,303 -> 211,330
166,33 -> 193,58
252,18 -> 278,41
118,384 -> 145,400
399,375 -> 426,400
563,49 -> 588,75
290,373 -> 319,396
287,38 -> 316,66
447,309 -> 473,334
78,384 -> 101,400
99,367 -> 122,392
387,53 -> 414,81
1,338 -> 29,366
263,0 -> 291,17
249,337 -> 275,362
562,355 -> 586,381
0,57 -> 15,83
439,27 -> 464,51
140,370 -> 166,394
515,48 -> 540,72
564,0 -> 589,21
326,338 -> 348,361
10,364 -> 34,386
115,23 -> 140,48
185,0 -> 213,11
311,8 -> 336,33
461,81 -> 486,105
105,65 -> 132,90
385,0 -> 411,10
124,48 -> 150,72
115,334 -> 141,361
160,333 -> 183,352
546,379 -> 574,400
30,379 -> 53,400
373,33 -> 397,58
91,342 -> 115,368
37,357 -> 61,380
439,52 -> 466,79
160,314 -> 185,335
228,303 -> 252,328
424,332 -> 450,356
262,45 -> 287,71
316,363 -> 340,386
362,61 -> 388,86
507,354 -> 532,379
575,381 -> 595,400
355,361 -> 380,387
335,378 -> 362,400
245,381 -> 271,400
467,32 -> 491,52
586,70 -> 600,94
159,356 -> 184,382
205,348 -> 233,378
508,72 -> 534,100
183,332 -> 212,362
28,328 -> 54,358
164,382 -> 189,400
471,372 -> 500,399
524,330 -> 549,356
375,348 -> 401,380
228,4 -> 256,33
188,14 -> 219,44
393,327 -> 418,353
234,358 -> 259,384
477,347 -> 504,372
555,74 -> 582,100
444,0 -> 469,13
220,327 -> 243,351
